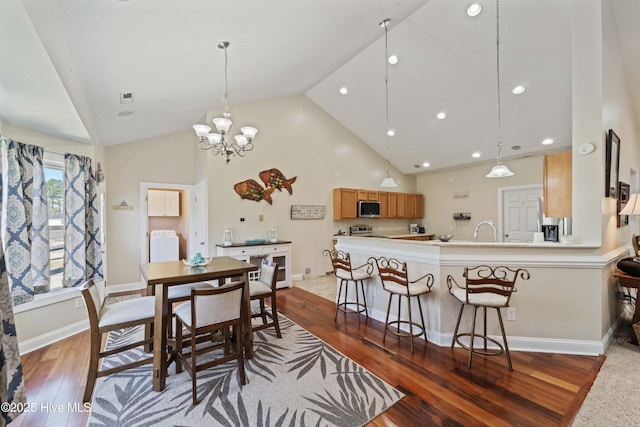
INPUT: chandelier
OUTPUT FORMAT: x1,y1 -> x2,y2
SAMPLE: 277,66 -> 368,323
379,18 -> 398,188
193,41 -> 257,164
486,0 -> 514,178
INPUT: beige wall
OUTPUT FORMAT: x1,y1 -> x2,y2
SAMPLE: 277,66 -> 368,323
416,156 -> 543,241
105,129 -> 197,285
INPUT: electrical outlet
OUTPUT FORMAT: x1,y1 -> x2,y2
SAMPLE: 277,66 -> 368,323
506,307 -> 516,321
75,297 -> 83,309
305,267 -> 311,274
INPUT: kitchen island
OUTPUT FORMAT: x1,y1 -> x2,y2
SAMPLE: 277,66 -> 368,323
335,235 -> 628,355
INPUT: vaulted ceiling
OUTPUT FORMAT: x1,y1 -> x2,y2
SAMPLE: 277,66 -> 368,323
1,0 -> 638,175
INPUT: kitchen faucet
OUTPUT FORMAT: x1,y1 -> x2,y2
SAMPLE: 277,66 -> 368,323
473,220 -> 497,242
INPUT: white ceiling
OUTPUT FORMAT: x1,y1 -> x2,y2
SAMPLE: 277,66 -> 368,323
0,0 -> 638,175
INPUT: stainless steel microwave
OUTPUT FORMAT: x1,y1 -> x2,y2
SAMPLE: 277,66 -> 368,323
358,201 -> 381,218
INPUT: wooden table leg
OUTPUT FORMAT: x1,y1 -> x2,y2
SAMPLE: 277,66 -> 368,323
242,271 -> 253,358
152,283 -> 169,391
144,283 -> 154,352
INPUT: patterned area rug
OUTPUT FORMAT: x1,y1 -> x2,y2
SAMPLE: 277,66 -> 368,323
88,315 -> 403,426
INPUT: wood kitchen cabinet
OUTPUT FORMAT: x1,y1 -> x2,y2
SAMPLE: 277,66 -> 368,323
387,192 -> 397,218
378,191 -> 388,218
414,194 -> 424,218
147,189 -> 180,217
357,190 -> 378,201
543,151 -> 572,217
333,188 -> 358,220
396,193 -> 406,218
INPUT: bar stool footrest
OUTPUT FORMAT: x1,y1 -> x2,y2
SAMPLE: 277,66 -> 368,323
386,320 -> 425,339
336,301 -> 367,315
454,333 -> 505,356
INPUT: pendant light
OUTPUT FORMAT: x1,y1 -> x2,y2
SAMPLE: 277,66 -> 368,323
379,18 -> 399,188
486,0 -> 514,178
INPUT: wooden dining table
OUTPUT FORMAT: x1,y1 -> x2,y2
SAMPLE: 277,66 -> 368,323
140,256 -> 258,392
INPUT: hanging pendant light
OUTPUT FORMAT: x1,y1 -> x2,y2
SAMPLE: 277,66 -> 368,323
379,18 -> 398,188
192,41 -> 258,164
486,0 -> 514,178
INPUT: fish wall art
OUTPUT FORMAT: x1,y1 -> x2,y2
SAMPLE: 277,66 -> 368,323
233,168 -> 296,205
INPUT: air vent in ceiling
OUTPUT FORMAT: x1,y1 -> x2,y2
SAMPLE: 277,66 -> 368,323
120,92 -> 135,104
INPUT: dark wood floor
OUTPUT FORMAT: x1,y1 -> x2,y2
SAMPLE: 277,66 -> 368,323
14,286 -> 603,426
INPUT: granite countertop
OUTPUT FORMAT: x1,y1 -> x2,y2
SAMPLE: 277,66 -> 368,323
215,240 -> 292,248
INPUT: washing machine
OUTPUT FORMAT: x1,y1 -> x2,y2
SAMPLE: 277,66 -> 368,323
150,230 -> 179,262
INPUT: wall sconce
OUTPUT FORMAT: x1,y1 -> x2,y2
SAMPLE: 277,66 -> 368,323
96,162 -> 105,184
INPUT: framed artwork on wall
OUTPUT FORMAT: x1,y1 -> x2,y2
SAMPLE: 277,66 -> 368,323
605,129 -> 620,198
618,181 -> 630,227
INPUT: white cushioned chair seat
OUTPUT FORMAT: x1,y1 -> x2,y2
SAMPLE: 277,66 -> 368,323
336,270 -> 370,281
249,280 -> 271,297
384,281 -> 431,296
99,296 -> 155,329
168,282 -> 214,300
451,288 -> 508,307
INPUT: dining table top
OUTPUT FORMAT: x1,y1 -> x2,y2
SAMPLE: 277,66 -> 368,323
141,256 -> 258,286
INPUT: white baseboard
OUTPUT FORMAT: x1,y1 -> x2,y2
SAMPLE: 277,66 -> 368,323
291,274 -> 304,282
19,320 -> 88,355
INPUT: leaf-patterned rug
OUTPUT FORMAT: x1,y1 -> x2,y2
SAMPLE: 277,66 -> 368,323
88,315 -> 403,426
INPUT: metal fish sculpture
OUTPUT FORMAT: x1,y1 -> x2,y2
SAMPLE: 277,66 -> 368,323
233,179 -> 275,204
259,168 -> 297,195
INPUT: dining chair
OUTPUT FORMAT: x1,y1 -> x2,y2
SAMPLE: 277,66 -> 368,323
249,260 -> 281,337
166,281 -> 215,339
79,279 -> 155,403
174,281 -> 247,405
370,256 -> 433,353
323,249 -> 373,323
447,265 -> 530,370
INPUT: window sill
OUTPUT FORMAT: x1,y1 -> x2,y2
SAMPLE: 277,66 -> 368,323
13,287 -> 79,314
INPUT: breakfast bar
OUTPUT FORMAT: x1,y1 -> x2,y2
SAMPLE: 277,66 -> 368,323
335,235 -> 625,356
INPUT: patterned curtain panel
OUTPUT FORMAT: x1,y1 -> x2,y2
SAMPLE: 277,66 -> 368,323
63,154 -> 103,287
0,139 -> 50,305
0,140 -> 28,425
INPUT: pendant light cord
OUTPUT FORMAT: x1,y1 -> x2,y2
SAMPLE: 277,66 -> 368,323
219,41 -> 230,117
382,19 -> 391,167
495,0 -> 503,163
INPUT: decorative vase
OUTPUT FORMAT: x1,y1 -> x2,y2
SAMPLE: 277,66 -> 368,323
223,228 -> 233,246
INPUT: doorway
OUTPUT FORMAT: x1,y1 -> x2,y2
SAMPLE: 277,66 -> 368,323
139,181 -> 208,265
498,184 -> 543,242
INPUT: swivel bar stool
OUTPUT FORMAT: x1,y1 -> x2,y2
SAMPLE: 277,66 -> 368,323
447,265 -> 530,371
371,256 -> 434,353
323,249 -> 373,323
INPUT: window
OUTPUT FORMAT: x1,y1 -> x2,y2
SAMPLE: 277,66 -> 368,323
45,162 -> 64,290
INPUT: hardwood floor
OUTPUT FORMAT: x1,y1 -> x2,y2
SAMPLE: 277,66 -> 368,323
14,286 -> 603,426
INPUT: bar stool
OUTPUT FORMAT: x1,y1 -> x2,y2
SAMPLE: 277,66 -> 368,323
370,256 -> 433,353
447,265 -> 530,371
323,249 -> 373,323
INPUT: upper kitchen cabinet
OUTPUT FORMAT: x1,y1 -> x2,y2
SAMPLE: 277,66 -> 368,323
333,188 -> 358,220
543,151 -> 572,218
357,190 -> 378,201
148,189 -> 180,217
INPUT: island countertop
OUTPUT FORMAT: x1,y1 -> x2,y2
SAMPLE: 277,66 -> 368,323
340,235 -> 599,249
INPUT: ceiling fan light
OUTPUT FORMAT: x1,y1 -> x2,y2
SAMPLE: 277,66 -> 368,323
486,163 -> 514,178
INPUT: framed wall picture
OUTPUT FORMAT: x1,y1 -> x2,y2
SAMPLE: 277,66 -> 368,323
618,181 -> 630,227
542,225 -> 559,242
605,129 -> 620,198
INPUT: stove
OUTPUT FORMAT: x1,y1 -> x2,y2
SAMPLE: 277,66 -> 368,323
349,224 -> 373,236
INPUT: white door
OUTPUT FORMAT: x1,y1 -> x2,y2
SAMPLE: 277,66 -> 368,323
502,186 -> 542,242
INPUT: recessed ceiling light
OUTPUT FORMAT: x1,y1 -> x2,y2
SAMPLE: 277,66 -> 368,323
467,3 -> 482,17
118,111 -> 134,117
512,85 -> 526,95
436,112 -> 446,120
339,86 -> 348,95
422,161 -> 430,168
472,151 -> 481,158
388,55 -> 399,65
387,129 -> 395,137
542,138 -> 554,145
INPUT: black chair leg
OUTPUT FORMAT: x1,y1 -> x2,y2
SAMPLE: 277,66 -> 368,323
496,308 -> 513,371
383,294 -> 393,343
451,304 -> 464,348
335,279 -> 345,321
468,306 -> 479,368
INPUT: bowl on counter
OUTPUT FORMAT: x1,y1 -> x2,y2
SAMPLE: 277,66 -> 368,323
438,234 -> 453,242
